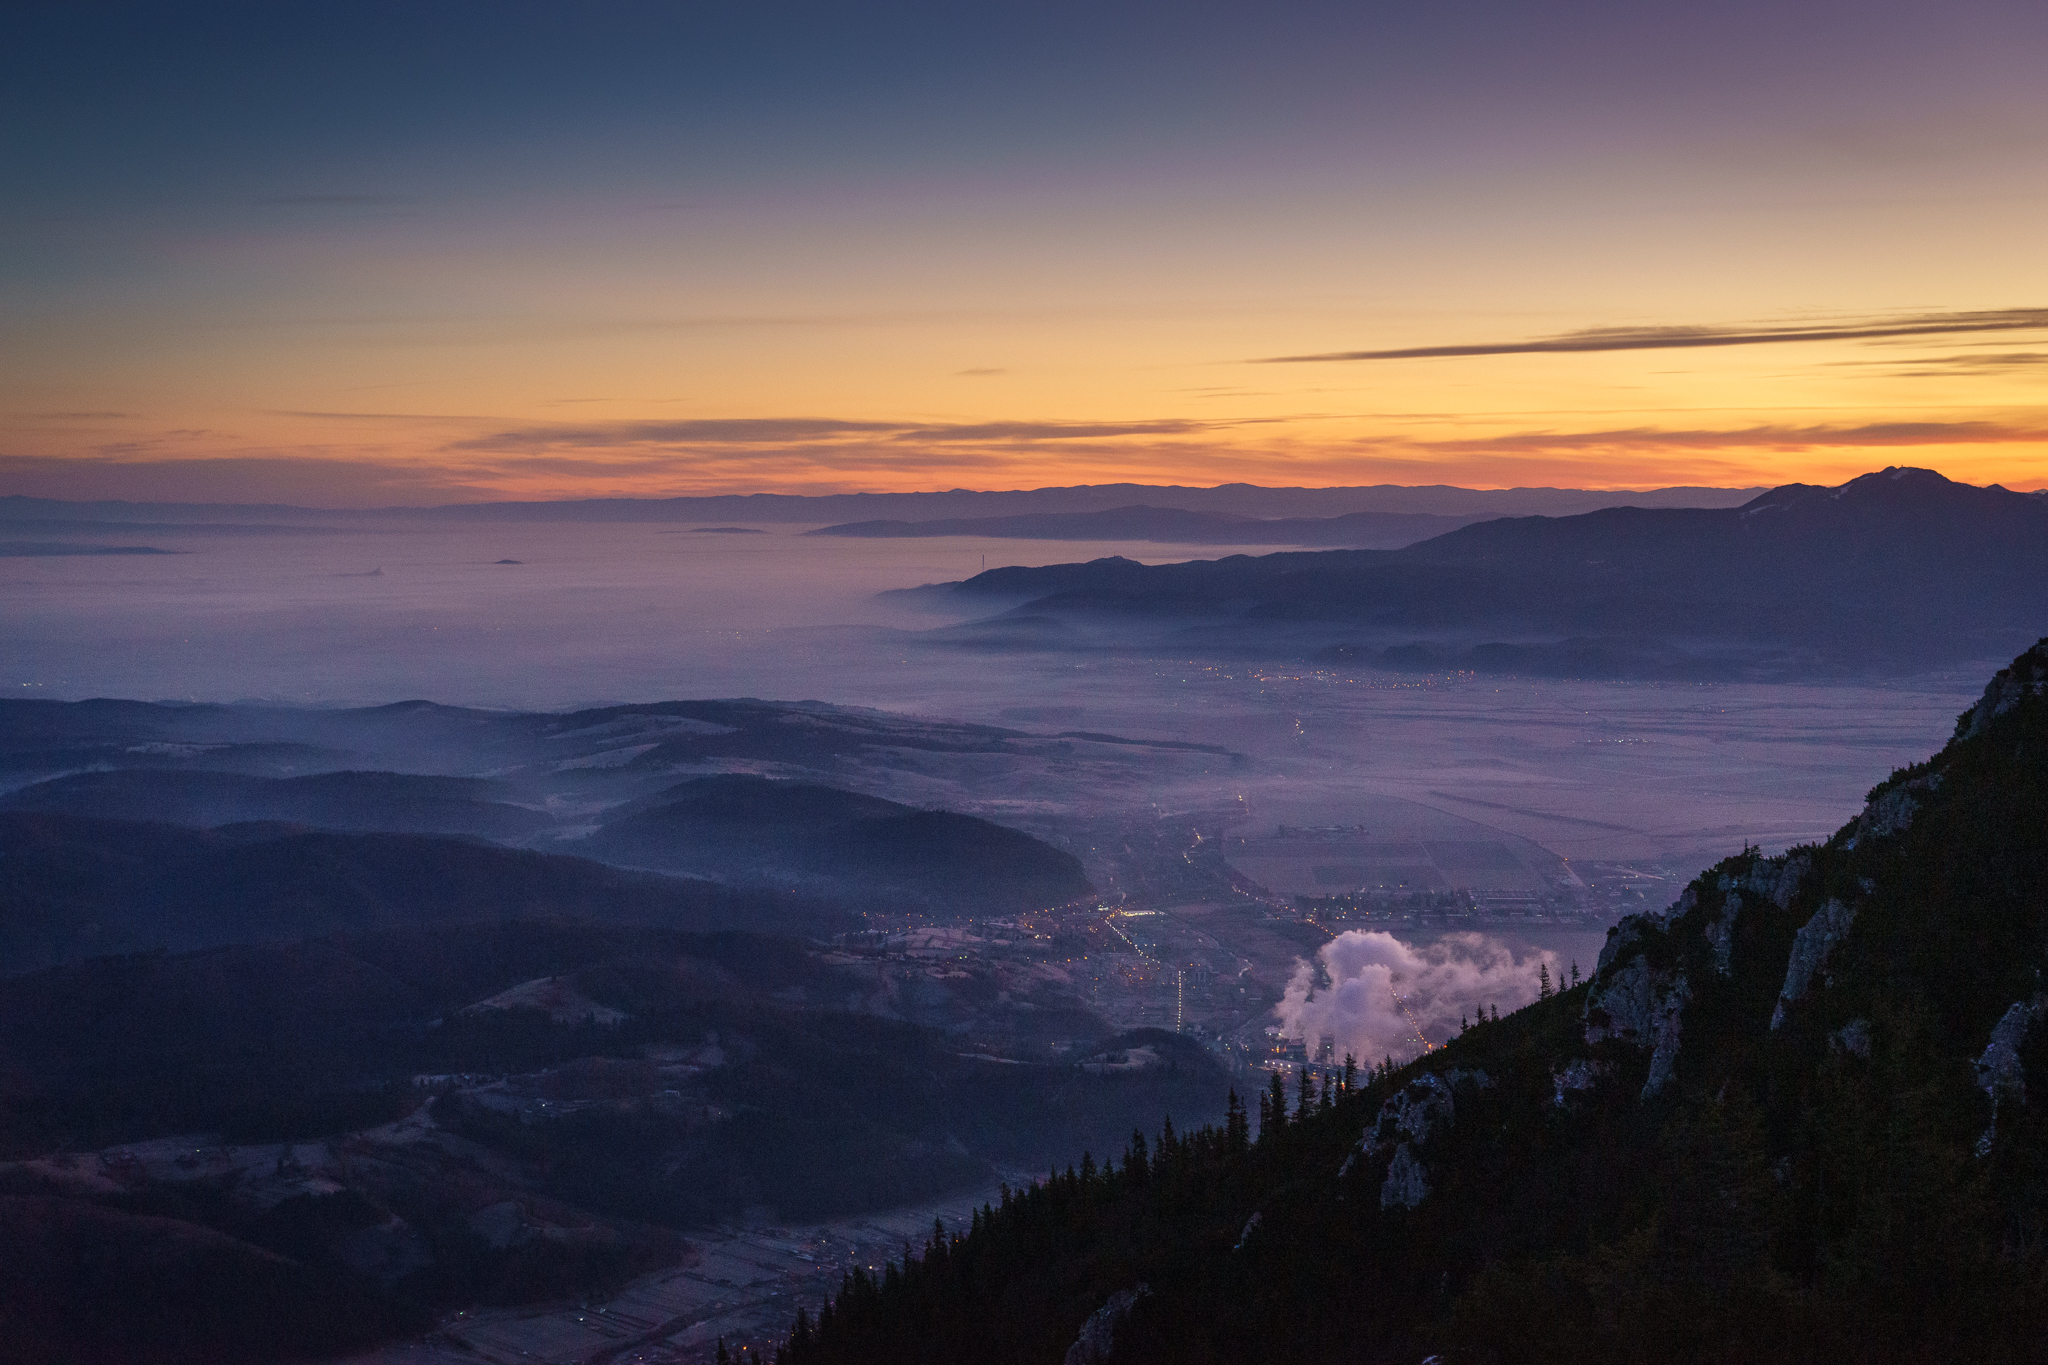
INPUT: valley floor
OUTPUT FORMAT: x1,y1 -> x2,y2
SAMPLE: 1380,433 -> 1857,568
336,1177 -> 1022,1365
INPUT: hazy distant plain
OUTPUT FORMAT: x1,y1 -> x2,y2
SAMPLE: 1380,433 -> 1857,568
3,521 -> 1983,873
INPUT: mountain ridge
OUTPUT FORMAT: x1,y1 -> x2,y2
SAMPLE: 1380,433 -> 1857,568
896,468 -> 2048,678
806,505 -> 1484,547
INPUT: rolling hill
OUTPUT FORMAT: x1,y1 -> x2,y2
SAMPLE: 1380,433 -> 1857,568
0,811 -> 849,973
579,773 -> 1093,913
0,769 -> 548,839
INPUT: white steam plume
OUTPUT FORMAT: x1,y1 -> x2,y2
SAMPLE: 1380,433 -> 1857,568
1274,931 -> 1556,1065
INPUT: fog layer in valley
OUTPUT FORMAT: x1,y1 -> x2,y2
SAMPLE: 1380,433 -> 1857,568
1,517 -> 1981,1031
1,518 -> 1980,867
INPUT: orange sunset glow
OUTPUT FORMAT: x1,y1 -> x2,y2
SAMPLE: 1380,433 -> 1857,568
6,4 -> 2047,504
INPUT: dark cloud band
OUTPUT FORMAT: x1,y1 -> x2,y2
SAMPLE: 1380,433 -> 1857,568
1414,420 -> 2047,455
1256,308 -> 2048,363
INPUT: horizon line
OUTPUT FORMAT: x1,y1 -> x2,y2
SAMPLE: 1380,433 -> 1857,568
0,477 -> 1783,515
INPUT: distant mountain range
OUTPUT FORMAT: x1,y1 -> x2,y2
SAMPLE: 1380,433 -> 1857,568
894,469 -> 2048,678
808,504 -> 1484,548
0,541 -> 180,556
0,480 -> 1765,526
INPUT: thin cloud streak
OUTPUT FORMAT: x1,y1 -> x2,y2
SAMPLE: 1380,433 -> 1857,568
1833,352 -> 2048,376
1412,419 -> 2048,455
1256,308 -> 2048,364
891,420 -> 1214,442
447,419 -> 906,452
447,417 -> 1225,454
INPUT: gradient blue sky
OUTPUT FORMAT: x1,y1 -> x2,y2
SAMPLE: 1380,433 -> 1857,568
6,0 -> 2046,502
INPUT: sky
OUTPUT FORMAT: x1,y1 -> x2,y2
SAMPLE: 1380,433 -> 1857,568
4,0 -> 2047,505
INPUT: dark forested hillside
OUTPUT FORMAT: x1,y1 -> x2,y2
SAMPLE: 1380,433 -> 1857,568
0,696 -> 1150,920
0,768 -> 549,838
778,638 -> 2048,1364
0,812 -> 851,972
580,773 -> 1092,913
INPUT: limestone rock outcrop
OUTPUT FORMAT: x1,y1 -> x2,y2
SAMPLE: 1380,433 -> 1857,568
1063,1285 -> 1149,1365
1585,952 -> 1691,1097
1771,898 -> 1858,1029
1957,647 -> 2048,739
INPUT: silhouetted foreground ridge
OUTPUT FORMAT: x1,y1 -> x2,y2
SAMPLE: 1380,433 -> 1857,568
779,638 -> 2048,1364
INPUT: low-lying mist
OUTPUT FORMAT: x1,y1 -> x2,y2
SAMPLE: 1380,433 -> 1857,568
1,519 -> 1980,879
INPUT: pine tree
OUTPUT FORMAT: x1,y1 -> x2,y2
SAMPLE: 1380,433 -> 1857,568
717,1338 -> 731,1365
1342,1053 -> 1357,1092
1571,959 -> 1581,986
1267,1069 -> 1288,1135
1539,962 -> 1553,999
1225,1088 -> 1250,1154
1297,1064 -> 1315,1119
